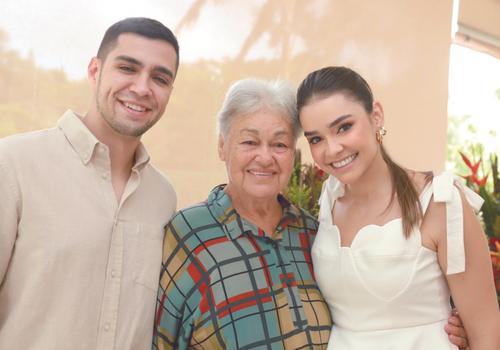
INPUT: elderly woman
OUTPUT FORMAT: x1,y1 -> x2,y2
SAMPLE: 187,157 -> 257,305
152,79 -> 332,349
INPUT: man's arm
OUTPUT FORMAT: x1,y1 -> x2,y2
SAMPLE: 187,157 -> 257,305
445,311 -> 469,349
0,154 -> 20,283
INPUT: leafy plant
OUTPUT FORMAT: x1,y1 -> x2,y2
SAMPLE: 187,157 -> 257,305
460,150 -> 500,238
284,150 -> 327,217
460,149 -> 500,304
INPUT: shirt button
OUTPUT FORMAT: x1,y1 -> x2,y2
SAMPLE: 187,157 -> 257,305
111,269 -> 118,278
101,173 -> 108,180
104,323 -> 110,331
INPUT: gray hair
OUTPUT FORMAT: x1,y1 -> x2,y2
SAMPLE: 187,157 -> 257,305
216,79 -> 301,139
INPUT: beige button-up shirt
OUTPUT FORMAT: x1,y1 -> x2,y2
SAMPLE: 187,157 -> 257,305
0,110 -> 176,349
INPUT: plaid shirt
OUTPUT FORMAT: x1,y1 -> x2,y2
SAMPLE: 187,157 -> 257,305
153,185 -> 332,349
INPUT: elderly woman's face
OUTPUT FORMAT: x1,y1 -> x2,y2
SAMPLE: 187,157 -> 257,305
218,110 -> 295,201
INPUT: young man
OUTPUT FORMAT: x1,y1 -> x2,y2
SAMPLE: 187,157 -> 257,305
0,18 -> 178,349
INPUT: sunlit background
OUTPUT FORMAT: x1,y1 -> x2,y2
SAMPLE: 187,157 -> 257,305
1,0 -> 499,207
448,45 -> 499,158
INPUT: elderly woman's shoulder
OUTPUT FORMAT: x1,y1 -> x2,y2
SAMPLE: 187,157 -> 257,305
165,201 -> 228,251
292,204 -> 319,230
168,200 -> 217,231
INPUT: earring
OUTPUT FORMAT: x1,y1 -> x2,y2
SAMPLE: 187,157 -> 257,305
376,127 -> 387,144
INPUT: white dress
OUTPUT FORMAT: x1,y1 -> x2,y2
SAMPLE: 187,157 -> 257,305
312,172 -> 483,350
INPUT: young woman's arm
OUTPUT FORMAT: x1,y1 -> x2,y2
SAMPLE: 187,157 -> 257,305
442,190 -> 500,350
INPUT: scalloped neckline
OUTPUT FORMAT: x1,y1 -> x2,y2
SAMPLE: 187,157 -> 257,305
331,217 -> 403,248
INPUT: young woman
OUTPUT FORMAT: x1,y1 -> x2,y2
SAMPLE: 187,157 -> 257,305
297,66 -> 500,350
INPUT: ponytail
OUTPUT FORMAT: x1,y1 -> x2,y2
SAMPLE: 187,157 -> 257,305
380,146 -> 425,237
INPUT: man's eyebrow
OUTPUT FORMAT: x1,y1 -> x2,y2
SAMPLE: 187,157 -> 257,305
114,55 -> 174,78
303,114 -> 352,137
115,55 -> 142,66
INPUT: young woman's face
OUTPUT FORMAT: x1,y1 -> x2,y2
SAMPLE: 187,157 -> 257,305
299,92 -> 384,185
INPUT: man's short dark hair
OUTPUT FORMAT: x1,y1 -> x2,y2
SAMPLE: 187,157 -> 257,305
97,17 -> 179,70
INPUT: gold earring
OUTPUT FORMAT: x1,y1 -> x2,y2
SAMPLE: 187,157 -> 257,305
376,127 -> 387,144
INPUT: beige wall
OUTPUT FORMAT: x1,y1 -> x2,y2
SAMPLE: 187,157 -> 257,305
459,0 -> 500,39
145,0 -> 455,207
456,0 -> 500,57
0,0 -> 455,208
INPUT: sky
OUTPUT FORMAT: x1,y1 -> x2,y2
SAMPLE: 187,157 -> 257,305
2,0 -> 499,153
0,0 -> 263,79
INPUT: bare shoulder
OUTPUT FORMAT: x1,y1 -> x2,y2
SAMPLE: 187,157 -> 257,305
405,169 -> 433,195
406,169 -> 446,250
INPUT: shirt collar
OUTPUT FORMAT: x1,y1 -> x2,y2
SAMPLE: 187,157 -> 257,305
58,110 -> 98,165
207,185 -> 301,241
57,110 -> 150,169
133,143 -> 150,170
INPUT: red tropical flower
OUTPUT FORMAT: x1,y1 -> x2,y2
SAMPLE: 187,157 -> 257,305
476,175 -> 488,187
459,152 -> 481,175
314,166 -> 326,181
461,170 -> 488,188
460,152 -> 473,169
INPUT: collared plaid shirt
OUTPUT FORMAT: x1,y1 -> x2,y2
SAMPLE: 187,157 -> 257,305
153,185 -> 332,349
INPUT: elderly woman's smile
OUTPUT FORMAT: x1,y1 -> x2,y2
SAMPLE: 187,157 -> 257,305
247,170 -> 276,177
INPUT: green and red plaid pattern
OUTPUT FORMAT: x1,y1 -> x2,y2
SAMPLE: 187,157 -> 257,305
153,185 -> 332,349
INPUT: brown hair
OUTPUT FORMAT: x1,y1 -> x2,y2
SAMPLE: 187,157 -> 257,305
297,66 -> 422,236
97,17 -> 179,70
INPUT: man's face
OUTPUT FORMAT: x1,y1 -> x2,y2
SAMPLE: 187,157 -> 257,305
88,33 -> 177,138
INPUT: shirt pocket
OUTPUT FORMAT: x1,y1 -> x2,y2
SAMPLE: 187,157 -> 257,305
131,223 -> 164,292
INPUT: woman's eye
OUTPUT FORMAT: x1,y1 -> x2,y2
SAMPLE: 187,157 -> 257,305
338,123 -> 352,133
242,140 -> 257,146
308,136 -> 321,145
